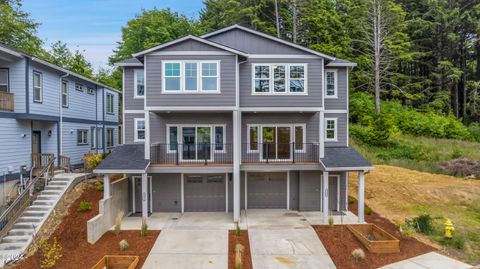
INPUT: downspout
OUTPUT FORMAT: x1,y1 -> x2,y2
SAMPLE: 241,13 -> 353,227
59,73 -> 69,161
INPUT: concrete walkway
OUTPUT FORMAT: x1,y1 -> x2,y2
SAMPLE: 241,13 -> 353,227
246,210 -> 336,269
142,213 -> 231,269
380,252 -> 472,269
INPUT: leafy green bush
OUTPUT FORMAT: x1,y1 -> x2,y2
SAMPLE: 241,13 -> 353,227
364,206 -> 373,215
348,196 -> 356,204
77,201 -> 92,212
416,214 -> 434,235
468,123 -> 480,142
95,182 -> 104,192
441,236 -> 465,250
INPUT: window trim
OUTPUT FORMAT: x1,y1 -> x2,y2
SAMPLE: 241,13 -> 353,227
246,124 -> 306,153
166,124 -> 226,153
91,126 -> 96,149
87,87 -> 95,95
134,118 -> 145,142
133,69 -> 145,98
213,125 -> 226,153
251,63 -> 308,95
61,80 -> 69,108
106,127 -> 115,148
77,129 -> 89,145
0,68 -> 10,92
97,127 -> 103,149
75,83 -> 85,92
33,71 -> 43,103
106,92 -> 114,114
161,60 -> 221,94
324,69 -> 338,99
325,118 -> 338,142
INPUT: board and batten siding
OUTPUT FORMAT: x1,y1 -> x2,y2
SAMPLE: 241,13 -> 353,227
324,67 -> 348,110
0,58 -> 26,113
0,119 -> 32,174
145,54 -> 236,107
124,113 -> 145,144
239,58 -> 323,107
324,112 -> 347,147
124,67 -> 144,110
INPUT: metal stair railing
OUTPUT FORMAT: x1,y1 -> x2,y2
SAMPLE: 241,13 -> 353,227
0,157 -> 56,238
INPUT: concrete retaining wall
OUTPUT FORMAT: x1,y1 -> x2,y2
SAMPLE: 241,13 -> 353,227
87,177 -> 128,244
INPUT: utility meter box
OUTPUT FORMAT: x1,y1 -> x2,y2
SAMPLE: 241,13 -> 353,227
19,165 -> 27,175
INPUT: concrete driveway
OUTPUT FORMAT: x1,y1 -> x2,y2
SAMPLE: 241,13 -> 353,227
246,210 -> 336,269
380,252 -> 472,269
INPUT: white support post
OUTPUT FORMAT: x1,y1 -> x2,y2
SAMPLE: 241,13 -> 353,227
233,110 -> 241,221
319,111 -> 325,159
358,171 -> 365,223
141,173 -> 148,220
103,174 -> 110,199
132,177 -> 136,212
181,173 -> 184,213
322,171 -> 329,224
286,171 -> 290,210
244,171 -> 248,210
225,173 -> 229,213
144,110 -> 150,160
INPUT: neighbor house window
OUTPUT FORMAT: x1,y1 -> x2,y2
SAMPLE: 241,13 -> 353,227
134,69 -> 144,97
87,87 -> 95,95
97,127 -> 103,149
248,125 -> 259,151
77,129 -> 88,145
214,126 -> 224,151
253,64 -> 307,94
134,118 -> 145,142
325,118 -> 337,141
75,83 -> 84,92
163,61 -> 219,92
0,69 -> 8,92
168,126 -> 178,151
295,125 -> 305,151
61,80 -> 68,107
91,127 -> 96,149
33,71 -> 43,102
325,70 -> 337,98
106,93 -> 114,114
106,128 -> 114,147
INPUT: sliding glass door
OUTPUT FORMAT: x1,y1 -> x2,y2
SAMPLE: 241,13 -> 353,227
181,126 -> 211,161
261,126 -> 291,160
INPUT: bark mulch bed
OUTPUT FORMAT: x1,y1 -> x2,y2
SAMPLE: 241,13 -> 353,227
228,230 -> 252,269
313,200 -> 436,269
10,183 -> 160,269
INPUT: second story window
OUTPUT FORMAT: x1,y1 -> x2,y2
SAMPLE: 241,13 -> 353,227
0,69 -> 8,92
162,61 -> 220,93
134,118 -> 145,142
253,64 -> 307,94
134,69 -> 144,97
325,70 -> 337,98
77,129 -> 88,145
62,80 -> 68,107
33,71 -> 43,103
325,118 -> 337,141
75,83 -> 84,92
87,87 -> 95,95
106,93 -> 114,114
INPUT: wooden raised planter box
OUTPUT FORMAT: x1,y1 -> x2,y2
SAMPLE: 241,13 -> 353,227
91,255 -> 139,269
347,224 -> 400,254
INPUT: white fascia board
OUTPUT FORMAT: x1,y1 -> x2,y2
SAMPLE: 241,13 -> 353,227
202,24 -> 336,61
326,62 -> 358,67
323,166 -> 374,172
114,62 -> 144,67
146,106 -> 236,111
93,169 -> 147,174
0,46 -> 24,58
240,107 -> 323,112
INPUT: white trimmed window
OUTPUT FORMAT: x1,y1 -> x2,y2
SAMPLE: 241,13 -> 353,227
77,129 -> 88,145
325,70 -> 337,98
61,80 -> 68,107
106,128 -> 114,147
214,125 -> 225,151
33,71 -> 43,102
253,64 -> 307,94
97,127 -> 103,149
166,124 -> 225,153
0,69 -> 8,92
134,118 -> 145,142
87,87 -> 95,95
162,61 -> 219,93
134,69 -> 144,97
325,118 -> 337,141
91,127 -> 96,149
248,125 -> 259,151
247,124 -> 305,152
106,93 -> 114,114
75,83 -> 84,92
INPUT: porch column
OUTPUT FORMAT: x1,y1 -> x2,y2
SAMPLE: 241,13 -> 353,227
322,171 -> 329,224
358,171 -> 365,223
233,110 -> 241,222
103,174 -> 110,199
144,110 -> 150,160
319,111 -> 325,159
141,173 -> 148,219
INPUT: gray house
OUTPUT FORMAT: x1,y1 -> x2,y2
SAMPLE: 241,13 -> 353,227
0,43 -> 120,180
96,25 -> 372,224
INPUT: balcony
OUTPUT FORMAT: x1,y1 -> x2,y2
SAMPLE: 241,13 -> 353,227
0,92 -> 14,112
242,143 -> 320,164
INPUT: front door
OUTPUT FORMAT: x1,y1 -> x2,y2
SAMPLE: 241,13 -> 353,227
261,126 -> 291,161
32,131 -> 41,154
134,176 -> 151,213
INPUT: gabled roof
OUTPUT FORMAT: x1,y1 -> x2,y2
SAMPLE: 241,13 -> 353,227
114,57 -> 144,67
201,24 -> 337,61
132,35 -> 249,58
94,144 -> 150,173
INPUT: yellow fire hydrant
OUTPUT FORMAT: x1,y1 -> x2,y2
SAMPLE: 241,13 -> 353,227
444,219 -> 454,239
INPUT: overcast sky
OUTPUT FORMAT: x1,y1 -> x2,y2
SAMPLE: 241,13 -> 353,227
23,0 -> 204,70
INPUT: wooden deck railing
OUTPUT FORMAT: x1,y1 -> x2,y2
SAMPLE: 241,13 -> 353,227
0,92 -> 14,112
59,155 -> 71,173
32,153 -> 55,176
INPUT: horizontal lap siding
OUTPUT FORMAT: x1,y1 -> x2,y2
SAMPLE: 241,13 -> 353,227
324,113 -> 347,147
124,67 -> 144,110
32,120 -> 58,157
124,113 -> 145,144
324,67 -> 348,110
146,55 -> 236,107
62,122 -> 95,165
239,58 -> 323,107
29,63 -> 61,116
0,58 -> 26,113
0,119 -> 31,174
62,76 -> 97,121
104,89 -> 119,122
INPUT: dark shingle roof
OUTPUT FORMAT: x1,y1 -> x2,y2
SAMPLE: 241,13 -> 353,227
321,147 -> 372,171
114,57 -> 143,66
94,144 -> 149,172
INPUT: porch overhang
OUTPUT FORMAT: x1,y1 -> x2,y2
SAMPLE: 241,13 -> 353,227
93,144 -> 150,174
320,147 -> 373,172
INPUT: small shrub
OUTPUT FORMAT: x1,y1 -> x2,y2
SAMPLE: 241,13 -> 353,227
83,153 -> 104,170
140,217 -> 148,237
328,215 -> 334,227
95,182 -> 104,192
77,201 -> 92,212
415,214 -> 434,235
441,236 -> 465,250
236,223 -> 241,236
39,238 -> 62,268
364,206 -> 373,215
351,248 -> 365,261
235,243 -> 245,269
348,196 -> 356,204
119,239 -> 129,251
399,224 -> 416,238
113,211 -> 124,236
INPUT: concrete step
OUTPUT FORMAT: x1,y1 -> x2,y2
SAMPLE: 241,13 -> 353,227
0,243 -> 25,251
17,216 -> 42,223
53,170 -> 64,175
45,186 -> 64,191
52,178 -> 70,182
49,181 -> 68,186
36,195 -> 58,201
26,205 -> 50,212
8,229 -> 34,236
1,235 -> 30,243
12,223 -> 37,230
32,200 -> 54,206
41,190 -> 62,195
23,211 -> 47,217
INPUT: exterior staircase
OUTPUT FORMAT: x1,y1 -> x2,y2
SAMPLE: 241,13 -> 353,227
0,172 -> 87,266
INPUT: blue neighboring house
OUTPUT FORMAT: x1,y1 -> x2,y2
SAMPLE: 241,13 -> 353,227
0,42 -> 121,180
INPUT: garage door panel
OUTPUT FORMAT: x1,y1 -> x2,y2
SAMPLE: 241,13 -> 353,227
248,172 -> 287,209
184,174 -> 226,212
